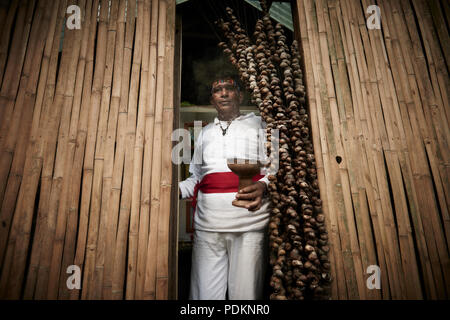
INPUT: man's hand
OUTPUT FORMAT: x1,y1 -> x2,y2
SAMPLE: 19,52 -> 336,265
235,181 -> 267,211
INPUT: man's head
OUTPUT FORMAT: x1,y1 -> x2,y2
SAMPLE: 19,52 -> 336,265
210,76 -> 243,121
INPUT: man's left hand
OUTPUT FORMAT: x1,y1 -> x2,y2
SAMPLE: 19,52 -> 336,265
235,181 -> 267,211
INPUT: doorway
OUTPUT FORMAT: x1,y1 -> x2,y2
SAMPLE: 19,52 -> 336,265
174,0 -> 294,300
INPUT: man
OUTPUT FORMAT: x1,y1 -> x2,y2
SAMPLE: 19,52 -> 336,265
179,76 -> 270,300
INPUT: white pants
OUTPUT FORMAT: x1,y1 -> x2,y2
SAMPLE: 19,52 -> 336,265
189,230 -> 268,300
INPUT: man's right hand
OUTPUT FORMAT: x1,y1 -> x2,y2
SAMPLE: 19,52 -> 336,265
234,181 -> 267,212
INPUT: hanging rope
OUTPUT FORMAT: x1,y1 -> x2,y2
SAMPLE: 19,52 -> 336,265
214,0 -> 331,300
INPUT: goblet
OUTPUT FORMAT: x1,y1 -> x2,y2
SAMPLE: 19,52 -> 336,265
227,158 -> 265,208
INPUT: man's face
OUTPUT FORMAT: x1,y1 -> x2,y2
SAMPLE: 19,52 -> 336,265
210,80 -> 243,115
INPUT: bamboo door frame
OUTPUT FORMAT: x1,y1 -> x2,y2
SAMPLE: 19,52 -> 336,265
168,12 -> 182,300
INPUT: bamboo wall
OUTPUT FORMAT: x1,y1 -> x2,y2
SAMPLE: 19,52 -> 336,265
293,0 -> 449,299
0,0 -> 176,299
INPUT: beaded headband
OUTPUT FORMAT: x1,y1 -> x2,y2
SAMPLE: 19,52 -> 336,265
211,78 -> 240,92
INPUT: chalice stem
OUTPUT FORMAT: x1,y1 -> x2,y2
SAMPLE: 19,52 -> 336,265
238,176 -> 255,191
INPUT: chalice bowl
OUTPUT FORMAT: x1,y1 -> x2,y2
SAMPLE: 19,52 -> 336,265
227,158 -> 266,208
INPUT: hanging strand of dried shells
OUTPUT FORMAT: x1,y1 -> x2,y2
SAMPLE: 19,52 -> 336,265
215,0 -> 331,300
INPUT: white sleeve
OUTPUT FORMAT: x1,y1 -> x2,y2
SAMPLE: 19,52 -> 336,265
257,118 -> 269,187
179,174 -> 199,199
179,130 -> 203,199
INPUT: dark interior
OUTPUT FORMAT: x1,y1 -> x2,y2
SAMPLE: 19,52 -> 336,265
176,0 -> 293,300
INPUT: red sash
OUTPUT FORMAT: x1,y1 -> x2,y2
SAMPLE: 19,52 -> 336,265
191,172 -> 264,214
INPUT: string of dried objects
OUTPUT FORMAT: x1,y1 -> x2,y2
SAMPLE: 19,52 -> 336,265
215,0 -> 331,300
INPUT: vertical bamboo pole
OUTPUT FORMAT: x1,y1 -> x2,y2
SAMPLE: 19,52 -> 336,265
392,0 -> 443,299
356,0 -> 400,298
0,0 -> 36,148
0,0 -> 55,299
0,0 -> 32,136
101,0 -> 127,300
294,0 -> 343,300
0,1 -> 31,292
89,0 -> 120,299
389,0 -> 448,297
143,0 -> 167,300
79,0 -> 110,299
22,0 -> 68,299
402,0 -> 450,218
356,0 -> 405,299
358,0 -> 409,298
427,0 -> 449,69
400,0 -> 450,297
32,0 -> 78,300
0,5 -> 6,45
409,0 -> 450,294
126,0 -> 151,300
377,0 -> 431,299
168,12 -> 182,300
321,0 -> 380,299
0,1 -> 7,37
69,0 -> 100,300
376,0 -> 421,297
102,0 -> 136,300
0,0 -> 43,211
46,0 -> 86,300
57,0 -> 94,300
315,0 -> 367,299
336,1 -> 380,297
0,0 -> 19,85
343,0 -> 396,299
0,0 -> 40,271
412,0 -> 450,129
362,0 -> 446,298
306,0 -> 362,299
156,0 -> 175,299
351,0 -> 398,299
0,0 -> 36,231
135,0 -> 159,300
111,0 -> 143,299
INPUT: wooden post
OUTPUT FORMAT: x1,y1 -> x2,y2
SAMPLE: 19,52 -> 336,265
168,11 -> 182,301
156,0 -> 175,300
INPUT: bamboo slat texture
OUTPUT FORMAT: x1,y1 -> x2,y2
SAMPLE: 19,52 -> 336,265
293,0 -> 449,299
0,0 -> 176,299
